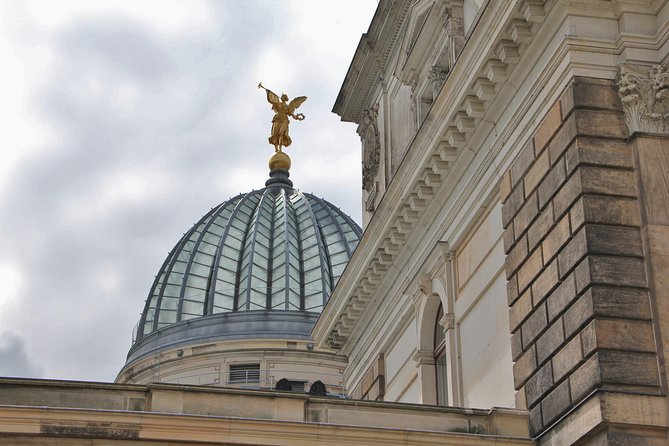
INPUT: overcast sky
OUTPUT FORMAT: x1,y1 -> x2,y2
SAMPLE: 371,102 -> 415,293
0,1 -> 377,382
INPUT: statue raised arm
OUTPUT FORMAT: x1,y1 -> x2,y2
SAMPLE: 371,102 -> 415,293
259,82 -> 307,152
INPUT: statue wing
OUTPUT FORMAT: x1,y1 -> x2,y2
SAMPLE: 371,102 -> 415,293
288,96 -> 308,111
266,90 -> 281,104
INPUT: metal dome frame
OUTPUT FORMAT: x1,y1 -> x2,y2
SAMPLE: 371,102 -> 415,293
133,182 -> 362,348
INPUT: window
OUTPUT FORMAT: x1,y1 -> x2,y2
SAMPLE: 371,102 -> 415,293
229,364 -> 260,384
434,304 -> 448,406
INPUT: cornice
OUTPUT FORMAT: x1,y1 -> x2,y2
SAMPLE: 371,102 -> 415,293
333,0 -> 412,122
314,0 -> 522,351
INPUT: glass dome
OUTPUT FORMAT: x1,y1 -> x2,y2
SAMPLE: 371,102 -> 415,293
132,181 -> 362,351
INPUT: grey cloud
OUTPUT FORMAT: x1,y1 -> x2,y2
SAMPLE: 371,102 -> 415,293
0,332 -> 44,378
0,2 -> 366,382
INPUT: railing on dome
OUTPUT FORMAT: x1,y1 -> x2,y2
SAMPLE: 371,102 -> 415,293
132,321 -> 139,344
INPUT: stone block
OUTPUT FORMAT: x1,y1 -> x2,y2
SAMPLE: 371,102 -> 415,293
552,334 -> 583,382
511,139 -> 536,187
570,195 -> 640,231
538,158 -> 567,208
500,169 -> 512,203
557,227 -> 587,278
524,150 -> 550,196
569,354 -> 600,402
575,255 -> 648,291
590,286 -> 651,321
506,234 -> 528,279
511,329 -> 524,361
580,166 -> 637,197
503,223 -> 515,254
525,361 -> 554,407
507,274 -> 519,305
548,115 -> 577,165
536,317 -> 565,364
547,272 -> 577,322
513,191 -> 539,238
580,319 -> 598,357
563,288 -> 594,338
599,350 -> 660,387
566,137 -> 633,175
542,214 -> 571,263
574,109 -> 627,139
541,379 -> 571,425
585,224 -> 643,257
532,259 -> 559,305
593,319 -> 656,353
572,79 -> 621,112
534,102 -> 563,154
510,288 -> 533,333
515,387 -> 527,409
553,172 -> 582,219
527,202 -> 554,251
522,303 -> 548,346
594,426 -> 669,446
559,84 -> 575,121
529,404 -> 543,436
514,344 -> 537,388
518,248 -> 543,293
502,182 -> 525,227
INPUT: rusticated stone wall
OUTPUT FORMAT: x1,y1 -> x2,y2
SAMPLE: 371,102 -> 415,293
501,77 -> 665,441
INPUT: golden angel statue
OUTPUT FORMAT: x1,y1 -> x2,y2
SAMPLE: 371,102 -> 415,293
259,82 -> 307,152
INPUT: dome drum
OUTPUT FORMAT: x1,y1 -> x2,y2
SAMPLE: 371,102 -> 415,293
127,310 -> 319,365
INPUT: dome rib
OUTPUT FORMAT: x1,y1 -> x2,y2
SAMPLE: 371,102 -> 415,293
207,192 -> 255,312
132,184 -> 362,347
297,191 -> 332,310
176,200 -> 235,322
264,190 -> 278,310
311,195 -> 354,258
241,189 -> 272,311
232,195 -> 253,311
140,202 -> 227,338
277,188 -> 292,310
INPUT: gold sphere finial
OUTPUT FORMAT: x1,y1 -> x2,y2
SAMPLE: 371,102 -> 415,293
269,151 -> 291,171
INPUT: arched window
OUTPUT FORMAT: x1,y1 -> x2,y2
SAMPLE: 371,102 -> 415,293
434,304 -> 447,405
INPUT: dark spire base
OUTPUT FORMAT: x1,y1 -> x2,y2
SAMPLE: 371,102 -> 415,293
265,169 -> 293,187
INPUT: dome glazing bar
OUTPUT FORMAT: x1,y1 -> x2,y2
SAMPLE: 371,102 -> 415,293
241,189 -> 272,311
143,203 -> 224,336
297,191 -> 332,310
205,193 -> 253,313
230,193 -> 262,311
133,184 -> 362,345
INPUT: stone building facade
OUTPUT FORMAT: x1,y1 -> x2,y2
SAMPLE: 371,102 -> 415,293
318,0 -> 669,444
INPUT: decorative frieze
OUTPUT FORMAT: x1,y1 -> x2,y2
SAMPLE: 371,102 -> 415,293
365,181 -> 378,212
618,61 -> 669,135
359,105 -> 381,191
429,65 -> 450,100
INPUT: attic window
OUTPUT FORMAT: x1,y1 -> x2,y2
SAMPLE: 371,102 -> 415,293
229,364 -> 260,384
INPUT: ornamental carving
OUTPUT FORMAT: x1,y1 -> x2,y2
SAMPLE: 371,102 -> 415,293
428,65 -> 449,100
359,104 -> 381,191
365,181 -> 378,212
617,61 -> 669,135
